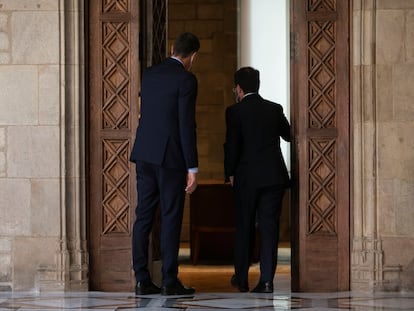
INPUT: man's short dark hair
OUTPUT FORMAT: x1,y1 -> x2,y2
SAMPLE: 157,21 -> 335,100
234,67 -> 260,93
172,32 -> 200,57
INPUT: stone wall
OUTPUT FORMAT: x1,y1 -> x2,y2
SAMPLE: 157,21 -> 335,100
0,0 -> 61,292
352,0 -> 414,291
0,0 -> 87,291
376,0 -> 414,291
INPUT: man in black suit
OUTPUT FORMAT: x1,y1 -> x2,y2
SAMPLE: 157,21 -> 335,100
224,67 -> 291,293
130,32 -> 200,296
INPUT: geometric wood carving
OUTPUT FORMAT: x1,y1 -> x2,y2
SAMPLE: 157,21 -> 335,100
90,0 -> 139,291
308,138 -> 336,234
103,0 -> 128,13
292,0 -> 349,291
102,22 -> 130,130
308,0 -> 336,12
306,0 -> 338,235
308,20 -> 336,129
102,139 -> 130,234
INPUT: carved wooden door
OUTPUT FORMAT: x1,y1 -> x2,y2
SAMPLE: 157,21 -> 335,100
290,0 -> 350,291
89,0 -> 140,291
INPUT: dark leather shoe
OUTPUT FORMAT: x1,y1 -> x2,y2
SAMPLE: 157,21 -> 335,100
161,279 -> 195,296
251,281 -> 273,293
135,280 -> 161,295
231,274 -> 249,292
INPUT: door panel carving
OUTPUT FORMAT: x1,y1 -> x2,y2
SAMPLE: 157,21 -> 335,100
89,0 -> 139,291
291,0 -> 350,291
89,0 -> 167,291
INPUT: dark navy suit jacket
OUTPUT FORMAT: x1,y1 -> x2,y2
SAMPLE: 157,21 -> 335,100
130,58 -> 198,170
224,93 -> 290,189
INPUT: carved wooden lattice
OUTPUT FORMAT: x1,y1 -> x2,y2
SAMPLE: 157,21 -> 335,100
308,139 -> 336,233
102,21 -> 130,130
103,0 -> 128,12
308,0 -> 336,12
102,139 -> 130,234
307,0 -> 337,234
308,20 -> 336,129
101,0 -> 131,235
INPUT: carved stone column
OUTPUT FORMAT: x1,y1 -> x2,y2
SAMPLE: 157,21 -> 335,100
36,0 -> 89,291
351,0 -> 401,291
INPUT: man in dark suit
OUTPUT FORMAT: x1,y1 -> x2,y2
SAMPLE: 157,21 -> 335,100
130,32 -> 200,296
224,67 -> 291,293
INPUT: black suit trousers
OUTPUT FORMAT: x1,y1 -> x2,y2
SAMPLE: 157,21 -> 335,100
233,183 -> 285,284
132,161 -> 186,286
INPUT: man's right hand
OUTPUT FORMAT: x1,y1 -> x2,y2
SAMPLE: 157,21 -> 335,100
185,172 -> 198,194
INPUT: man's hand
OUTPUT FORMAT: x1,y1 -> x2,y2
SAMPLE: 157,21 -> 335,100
229,176 -> 234,187
185,172 -> 198,194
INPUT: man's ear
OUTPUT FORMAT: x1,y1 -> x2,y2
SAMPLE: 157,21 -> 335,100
170,45 -> 174,56
190,52 -> 197,63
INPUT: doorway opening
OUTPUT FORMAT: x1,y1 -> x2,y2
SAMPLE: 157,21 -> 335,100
177,0 -> 292,292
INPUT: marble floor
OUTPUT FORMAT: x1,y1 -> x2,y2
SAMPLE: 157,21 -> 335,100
1,248 -> 413,310
1,283 -> 413,310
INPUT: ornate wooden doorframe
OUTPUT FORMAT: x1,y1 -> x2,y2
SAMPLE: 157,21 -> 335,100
290,0 -> 350,291
88,0 -> 350,292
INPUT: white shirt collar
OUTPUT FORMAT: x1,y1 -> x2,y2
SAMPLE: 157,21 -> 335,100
243,92 -> 256,99
171,56 -> 184,66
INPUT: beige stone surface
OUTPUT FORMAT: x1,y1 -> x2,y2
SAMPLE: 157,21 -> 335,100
378,193 -> 396,235
0,32 -> 8,49
0,66 -> 37,125
407,10 -> 414,62
0,14 -> 8,31
376,65 -> 393,121
395,193 -> 414,235
393,64 -> 414,121
0,128 -> 4,176
0,238 -> 13,288
353,1 -> 414,291
378,179 -> 397,235
377,0 -> 414,9
0,52 -> 9,63
352,9 -> 361,66
0,127 -> 4,149
362,66 -> 375,121
0,152 -> 5,177
13,237 -> 57,291
376,10 -> 404,64
382,237 -> 414,267
39,65 -> 60,125
0,238 -> 11,252
0,0 -> 58,11
378,122 -> 414,180
11,12 -> 59,64
362,10 -> 374,65
31,179 -> 60,236
7,126 -> 60,178
0,179 -> 31,235
0,253 -> 11,282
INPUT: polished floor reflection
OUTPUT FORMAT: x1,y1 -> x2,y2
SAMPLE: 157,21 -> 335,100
0,247 -> 413,310
1,285 -> 413,310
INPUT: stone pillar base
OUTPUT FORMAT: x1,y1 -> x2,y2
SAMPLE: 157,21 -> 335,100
351,237 -> 402,291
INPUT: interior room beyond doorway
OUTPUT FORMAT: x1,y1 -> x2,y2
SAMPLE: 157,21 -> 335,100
178,0 -> 291,288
